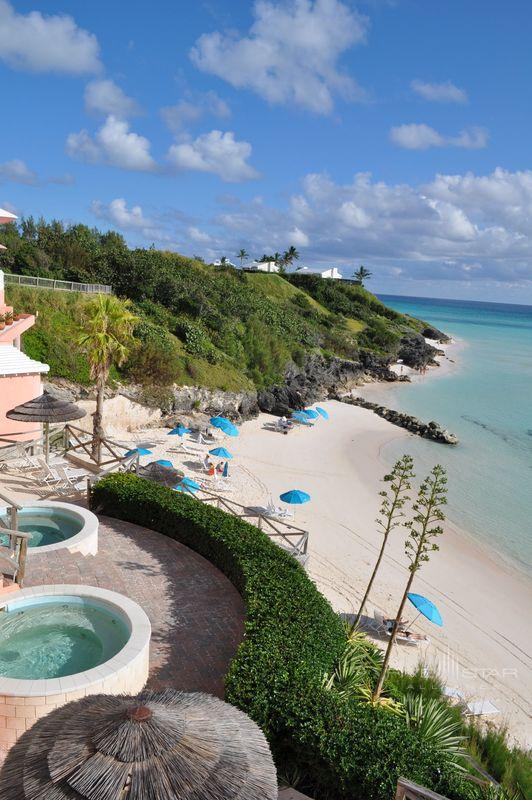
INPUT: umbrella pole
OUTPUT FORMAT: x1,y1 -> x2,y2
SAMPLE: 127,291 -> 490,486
44,421 -> 50,464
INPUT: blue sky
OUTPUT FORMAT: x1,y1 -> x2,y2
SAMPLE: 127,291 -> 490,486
1,0 -> 531,302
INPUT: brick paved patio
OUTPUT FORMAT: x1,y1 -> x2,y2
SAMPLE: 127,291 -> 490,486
22,515 -> 245,698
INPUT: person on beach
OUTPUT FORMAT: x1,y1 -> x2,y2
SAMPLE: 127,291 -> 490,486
203,454 -> 212,471
216,461 -> 224,475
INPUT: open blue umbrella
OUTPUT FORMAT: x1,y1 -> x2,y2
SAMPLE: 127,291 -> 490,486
316,406 -> 329,420
209,447 -> 233,459
303,409 -> 319,419
154,459 -> 173,468
181,476 -> 201,489
210,416 -> 239,437
407,593 -> 443,627
291,411 -> 310,423
168,425 -> 190,437
174,483 -> 198,495
280,489 -> 311,505
125,447 -> 152,458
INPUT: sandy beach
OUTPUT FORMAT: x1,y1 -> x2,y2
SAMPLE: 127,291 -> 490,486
94,389 -> 530,748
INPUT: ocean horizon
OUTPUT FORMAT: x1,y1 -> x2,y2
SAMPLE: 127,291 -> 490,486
372,294 -> 532,576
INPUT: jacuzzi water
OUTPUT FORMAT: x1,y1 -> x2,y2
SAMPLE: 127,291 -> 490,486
0,508 -> 83,547
0,600 -> 130,679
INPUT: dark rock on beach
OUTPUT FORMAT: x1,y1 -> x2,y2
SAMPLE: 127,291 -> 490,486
338,394 -> 459,445
396,333 -> 442,370
421,324 -> 451,344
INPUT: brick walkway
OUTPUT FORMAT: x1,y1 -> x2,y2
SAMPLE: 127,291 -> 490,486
23,516 -> 245,698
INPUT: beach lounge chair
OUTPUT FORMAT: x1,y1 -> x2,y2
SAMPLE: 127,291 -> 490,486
465,700 -> 500,717
36,457 -> 63,487
264,502 -> 293,520
443,686 -> 465,701
373,609 -> 387,634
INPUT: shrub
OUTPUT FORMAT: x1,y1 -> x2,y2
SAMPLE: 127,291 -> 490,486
91,474 -> 479,800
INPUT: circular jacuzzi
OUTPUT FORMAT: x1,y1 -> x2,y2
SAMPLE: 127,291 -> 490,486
0,585 -> 151,747
0,502 -> 98,555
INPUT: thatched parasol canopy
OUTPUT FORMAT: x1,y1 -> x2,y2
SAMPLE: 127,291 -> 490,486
6,390 -> 85,462
0,689 -> 278,800
138,461 -> 184,487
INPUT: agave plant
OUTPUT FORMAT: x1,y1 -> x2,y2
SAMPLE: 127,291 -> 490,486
322,630 -> 390,701
402,691 -> 466,765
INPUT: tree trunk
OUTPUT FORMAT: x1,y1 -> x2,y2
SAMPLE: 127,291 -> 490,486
92,376 -> 105,464
353,536 -> 388,629
373,567 -> 416,700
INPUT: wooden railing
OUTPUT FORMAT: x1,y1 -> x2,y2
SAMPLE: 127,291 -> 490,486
195,488 -> 309,562
0,487 -> 28,586
395,779 -> 452,800
63,424 -> 132,470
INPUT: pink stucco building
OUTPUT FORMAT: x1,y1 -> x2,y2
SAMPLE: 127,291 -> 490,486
0,213 -> 49,446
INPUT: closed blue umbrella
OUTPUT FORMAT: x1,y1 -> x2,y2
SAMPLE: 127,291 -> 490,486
407,593 -> 443,626
209,447 -> 233,459
154,459 -> 173,468
303,409 -> 319,419
316,406 -> 329,420
280,489 -> 311,505
222,461 -> 229,478
168,425 -> 191,437
125,447 -> 152,458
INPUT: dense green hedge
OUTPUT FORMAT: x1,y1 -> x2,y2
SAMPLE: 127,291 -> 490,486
91,474 -> 477,800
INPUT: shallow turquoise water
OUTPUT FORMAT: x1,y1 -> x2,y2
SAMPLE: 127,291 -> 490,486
0,509 -> 82,547
0,601 -> 129,679
374,296 -> 532,575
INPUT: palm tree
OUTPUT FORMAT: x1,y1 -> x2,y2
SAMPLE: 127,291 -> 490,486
220,256 -> 229,267
237,248 -> 248,266
353,265 -> 372,285
79,295 -> 137,464
273,251 -> 282,265
283,245 -> 300,269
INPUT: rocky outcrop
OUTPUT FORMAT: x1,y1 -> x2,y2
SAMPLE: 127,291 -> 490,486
257,353 -> 398,416
397,333 -> 442,369
421,325 -> 451,344
166,385 -> 259,420
338,395 -> 459,445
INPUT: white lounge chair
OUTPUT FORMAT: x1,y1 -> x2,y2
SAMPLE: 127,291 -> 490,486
36,457 -> 63,487
443,686 -> 465,701
264,502 -> 293,520
465,700 -> 500,717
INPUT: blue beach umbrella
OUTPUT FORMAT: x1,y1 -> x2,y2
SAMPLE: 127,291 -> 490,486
303,409 -> 319,419
316,406 -> 329,420
209,447 -> 233,459
168,425 -> 191,437
407,593 -> 443,627
210,416 -> 232,429
154,459 -> 173,468
291,411 -> 310,423
181,476 -> 201,489
280,489 -> 311,505
125,447 -> 152,458
174,483 -> 198,495
222,461 -> 229,478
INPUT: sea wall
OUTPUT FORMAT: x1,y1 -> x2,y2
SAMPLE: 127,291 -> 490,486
337,394 -> 459,445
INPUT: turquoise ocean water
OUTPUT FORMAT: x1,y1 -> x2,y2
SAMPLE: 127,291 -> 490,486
371,295 -> 532,575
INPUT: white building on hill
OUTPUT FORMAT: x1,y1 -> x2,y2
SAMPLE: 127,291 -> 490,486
245,260 -> 280,273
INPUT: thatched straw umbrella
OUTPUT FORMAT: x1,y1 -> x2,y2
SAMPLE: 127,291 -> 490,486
6,390 -> 85,463
0,689 -> 278,799
138,461 -> 184,488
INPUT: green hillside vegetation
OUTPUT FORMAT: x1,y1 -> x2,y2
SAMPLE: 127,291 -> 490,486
2,217 -> 426,393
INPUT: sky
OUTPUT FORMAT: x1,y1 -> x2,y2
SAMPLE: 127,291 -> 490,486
1,0 -> 531,303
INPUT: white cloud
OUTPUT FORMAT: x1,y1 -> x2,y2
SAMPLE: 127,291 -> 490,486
161,91 -> 230,133
91,198 -> 167,242
67,116 -> 156,172
188,226 -> 212,243
167,130 -> 259,182
0,158 -> 74,187
289,226 -> 310,247
390,123 -> 488,150
209,168 -> 532,286
85,79 -> 140,117
411,79 -> 468,104
0,159 -> 37,185
0,0 -> 100,74
190,0 -> 368,114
